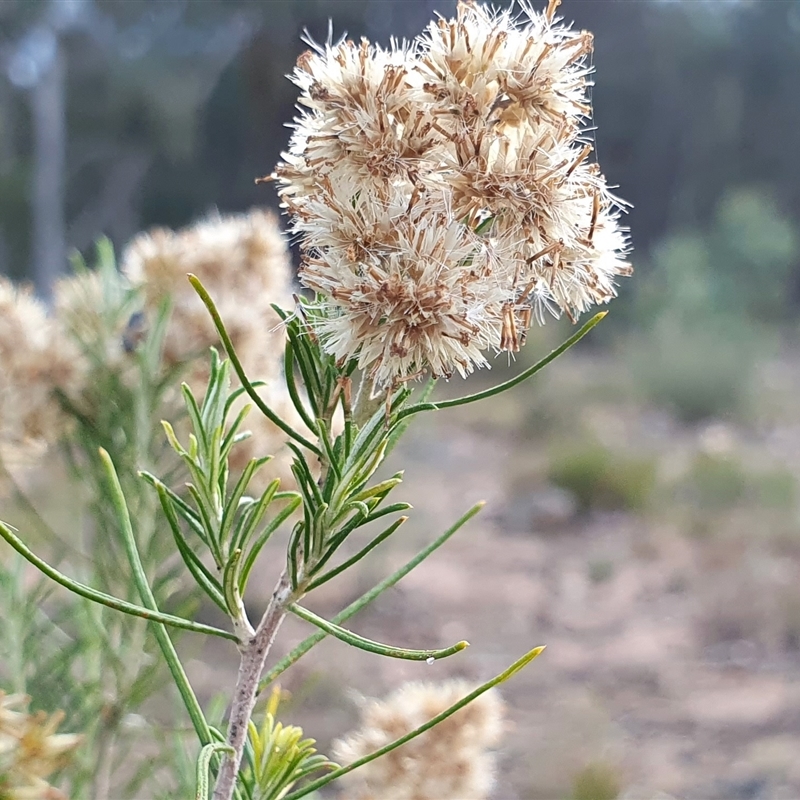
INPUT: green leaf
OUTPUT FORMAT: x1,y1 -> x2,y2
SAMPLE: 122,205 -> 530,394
284,338 -> 317,431
221,403 -> 255,459
348,473 -> 403,504
196,743 -> 234,800
289,603 -> 468,661
286,319 -> 325,410
230,487 -> 276,554
182,383 -> 209,455
223,548 -> 245,622
239,497 -> 302,594
258,501 -> 485,692
385,379 -> 435,456
186,483 -> 223,567
316,418 -> 342,487
98,449 -> 222,747
397,312 -> 606,420
221,463 -> 274,550
282,646 -> 546,800
187,275 -> 322,456
307,516 -> 407,590
154,482 -> 228,613
162,419 -> 187,456
0,520 -> 236,642
140,472 -> 210,547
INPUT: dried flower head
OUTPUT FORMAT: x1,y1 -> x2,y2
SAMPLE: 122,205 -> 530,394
274,0 -> 631,388
121,210 -> 304,489
120,209 -> 294,372
0,692 -> 81,800
53,269 -> 133,373
0,278 -> 82,451
332,681 -> 505,800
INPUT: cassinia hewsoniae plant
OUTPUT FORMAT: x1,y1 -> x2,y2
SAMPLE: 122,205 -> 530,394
0,2 -> 631,798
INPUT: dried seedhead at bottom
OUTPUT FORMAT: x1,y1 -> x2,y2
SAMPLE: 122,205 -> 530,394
0,692 -> 81,800
333,680 -> 505,800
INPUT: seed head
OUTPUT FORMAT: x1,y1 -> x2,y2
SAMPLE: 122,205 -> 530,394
52,268 -> 142,393
121,209 -> 294,371
274,1 -> 631,388
0,692 -> 81,800
332,680 -> 505,800
0,278 -> 82,451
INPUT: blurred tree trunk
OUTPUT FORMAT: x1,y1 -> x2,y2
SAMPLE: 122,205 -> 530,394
31,36 -> 65,299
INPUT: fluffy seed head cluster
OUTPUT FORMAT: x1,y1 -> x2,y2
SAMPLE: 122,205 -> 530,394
53,269 -> 132,374
0,692 -> 81,800
274,0 -> 631,388
0,278 -> 82,452
121,209 -> 294,371
121,209 -> 301,489
332,680 -> 505,800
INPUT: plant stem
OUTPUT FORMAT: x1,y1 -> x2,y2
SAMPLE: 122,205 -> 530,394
212,571 -> 294,800
91,723 -> 115,800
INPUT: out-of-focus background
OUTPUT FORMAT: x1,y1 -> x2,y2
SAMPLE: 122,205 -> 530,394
4,0 -> 800,797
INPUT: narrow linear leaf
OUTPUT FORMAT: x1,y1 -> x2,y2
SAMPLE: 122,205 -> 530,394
224,379 -> 268,416
222,548 -> 245,620
208,425 -> 224,509
363,502 -> 414,524
307,516 -> 407,591
287,321 -> 325,406
332,440 -> 389,514
289,603 -> 468,661
386,378 -> 435,456
221,403 -> 255,460
349,474 -> 403,504
141,471 -> 210,546
287,442 -> 324,507
316,418 -> 343,485
342,396 -> 395,475
258,501 -> 485,692
161,419 -> 187,456
0,520 -> 236,642
327,499 -> 370,534
154,483 -> 228,613
288,522 -> 303,590
188,274 -> 322,456
186,480 -> 222,546
239,497 -> 302,593
222,466 -> 276,550
231,481 -> 286,556
182,383 -> 208,453
315,500 -> 412,565
397,312 -> 607,419
98,448 -> 220,745
196,743 -> 234,800
282,646 -> 546,800
284,338 -> 318,431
